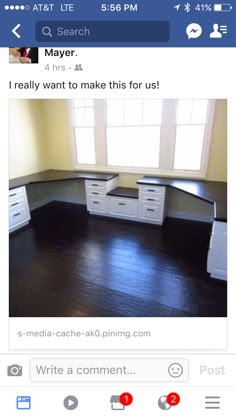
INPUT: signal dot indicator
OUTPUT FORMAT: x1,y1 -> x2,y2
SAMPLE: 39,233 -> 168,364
10,5 -> 14,10
5,5 -> 9,9
20,5 -> 25,10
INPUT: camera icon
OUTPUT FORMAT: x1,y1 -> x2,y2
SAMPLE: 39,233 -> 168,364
7,364 -> 23,376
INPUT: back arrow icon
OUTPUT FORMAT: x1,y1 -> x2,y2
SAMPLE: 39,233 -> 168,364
12,24 -> 21,38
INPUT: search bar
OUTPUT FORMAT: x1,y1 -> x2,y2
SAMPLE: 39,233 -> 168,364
36,21 -> 170,43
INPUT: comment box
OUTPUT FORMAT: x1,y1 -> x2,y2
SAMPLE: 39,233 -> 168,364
30,358 -> 188,383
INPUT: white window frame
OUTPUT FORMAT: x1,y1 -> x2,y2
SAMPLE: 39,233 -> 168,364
70,99 -> 216,179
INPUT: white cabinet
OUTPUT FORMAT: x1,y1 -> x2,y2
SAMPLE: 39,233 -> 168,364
87,197 -> 107,213
108,196 -> 138,218
9,186 -> 31,232
139,185 -> 165,195
207,221 -> 227,281
138,185 -> 166,225
85,181 -> 167,225
85,178 -> 117,215
139,203 -> 164,223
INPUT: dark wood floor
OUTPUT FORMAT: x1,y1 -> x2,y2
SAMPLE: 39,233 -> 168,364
9,202 -> 227,317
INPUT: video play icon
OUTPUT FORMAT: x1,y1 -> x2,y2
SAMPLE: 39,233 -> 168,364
63,395 -> 78,410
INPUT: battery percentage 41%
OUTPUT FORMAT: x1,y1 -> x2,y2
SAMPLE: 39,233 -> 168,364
195,3 -> 212,11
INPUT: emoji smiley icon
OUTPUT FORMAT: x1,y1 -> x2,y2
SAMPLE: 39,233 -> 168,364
168,363 -> 183,378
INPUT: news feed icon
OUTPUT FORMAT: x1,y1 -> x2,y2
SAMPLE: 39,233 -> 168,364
9,47 -> 39,64
16,396 -> 31,410
7,364 -> 23,376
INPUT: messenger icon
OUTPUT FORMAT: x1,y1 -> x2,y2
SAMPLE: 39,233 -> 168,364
186,23 -> 202,39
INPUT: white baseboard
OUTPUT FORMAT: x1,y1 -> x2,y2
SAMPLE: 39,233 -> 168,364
167,210 -> 212,223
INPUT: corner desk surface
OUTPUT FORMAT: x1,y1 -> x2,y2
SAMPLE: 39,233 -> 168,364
9,169 -> 119,189
137,176 -> 227,222
9,170 -> 227,222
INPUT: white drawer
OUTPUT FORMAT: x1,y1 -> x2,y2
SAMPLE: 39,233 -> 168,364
139,185 -> 165,195
140,194 -> 165,205
86,180 -> 106,189
9,195 -> 26,210
9,187 -> 25,200
139,203 -> 164,223
9,206 -> 29,228
87,187 -> 106,197
109,197 -> 138,218
87,197 -> 107,213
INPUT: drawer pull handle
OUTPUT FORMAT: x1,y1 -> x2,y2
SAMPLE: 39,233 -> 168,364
11,202 -> 19,206
92,192 -> 99,195
147,189 -> 156,192
147,208 -> 154,212
93,201 -> 99,204
147,198 -> 155,201
10,193 -> 17,197
118,203 -> 125,206
14,212 -> 21,217
91,183 -> 99,186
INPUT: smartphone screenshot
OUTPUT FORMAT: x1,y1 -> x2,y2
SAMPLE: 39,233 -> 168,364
0,0 -> 234,417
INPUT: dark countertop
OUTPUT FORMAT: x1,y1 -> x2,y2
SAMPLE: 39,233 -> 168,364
107,187 -> 139,199
9,170 -> 119,190
137,176 -> 227,222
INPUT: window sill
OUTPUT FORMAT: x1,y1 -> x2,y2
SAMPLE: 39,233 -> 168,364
73,165 -> 207,180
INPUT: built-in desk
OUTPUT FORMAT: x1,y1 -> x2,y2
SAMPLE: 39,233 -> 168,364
10,170 -> 227,222
9,170 -> 119,232
137,176 -> 227,222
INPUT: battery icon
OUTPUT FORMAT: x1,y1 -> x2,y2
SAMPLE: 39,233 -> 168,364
213,3 -> 232,11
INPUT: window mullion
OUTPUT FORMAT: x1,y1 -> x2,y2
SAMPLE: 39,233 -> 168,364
94,99 -> 107,166
159,99 -> 177,171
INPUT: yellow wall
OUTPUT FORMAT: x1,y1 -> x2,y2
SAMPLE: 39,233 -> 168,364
42,100 -> 73,170
9,100 -> 48,179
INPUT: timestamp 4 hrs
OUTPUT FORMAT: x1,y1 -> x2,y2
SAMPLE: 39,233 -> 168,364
101,3 -> 138,12
44,64 -> 83,71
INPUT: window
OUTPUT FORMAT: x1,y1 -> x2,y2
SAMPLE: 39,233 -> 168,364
106,100 -> 162,167
174,100 -> 209,171
72,99 -> 95,164
71,99 -> 215,177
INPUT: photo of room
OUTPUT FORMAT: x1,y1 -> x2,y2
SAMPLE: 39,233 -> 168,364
9,99 -> 227,317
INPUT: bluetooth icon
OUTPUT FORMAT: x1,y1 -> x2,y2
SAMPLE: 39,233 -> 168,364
184,3 -> 191,12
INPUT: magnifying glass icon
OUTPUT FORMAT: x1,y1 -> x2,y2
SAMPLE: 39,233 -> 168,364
42,26 -> 53,37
